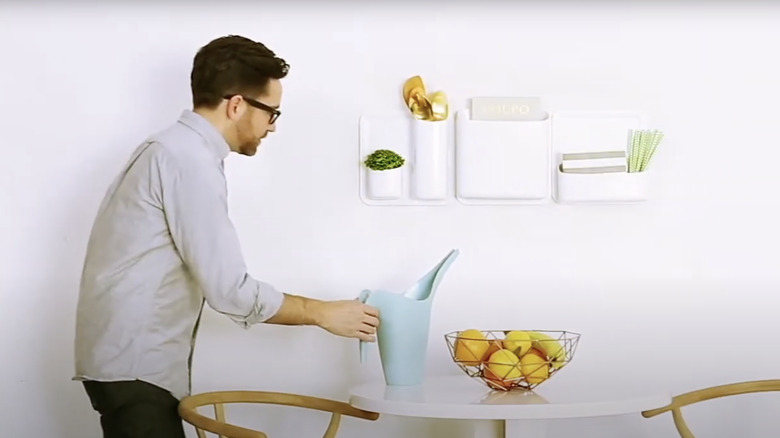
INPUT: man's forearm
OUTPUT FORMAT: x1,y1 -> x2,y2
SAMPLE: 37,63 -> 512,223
262,293 -> 380,342
264,293 -> 325,326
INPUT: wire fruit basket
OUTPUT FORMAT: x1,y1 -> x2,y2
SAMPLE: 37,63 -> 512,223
444,329 -> 581,391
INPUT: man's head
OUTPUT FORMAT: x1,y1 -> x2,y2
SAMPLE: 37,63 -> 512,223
190,35 -> 289,156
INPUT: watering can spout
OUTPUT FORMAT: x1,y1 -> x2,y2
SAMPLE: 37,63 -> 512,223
404,248 -> 460,301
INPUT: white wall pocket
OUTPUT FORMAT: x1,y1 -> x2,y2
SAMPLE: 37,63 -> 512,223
551,110 -> 652,204
454,109 -> 551,205
358,113 -> 450,206
555,169 -> 650,204
366,166 -> 403,200
411,119 -> 448,200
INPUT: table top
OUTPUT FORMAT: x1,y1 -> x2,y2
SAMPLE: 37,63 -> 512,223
348,375 -> 672,420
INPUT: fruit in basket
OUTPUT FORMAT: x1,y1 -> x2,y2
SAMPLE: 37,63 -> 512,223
483,368 -> 512,390
484,348 -> 522,384
454,329 -> 490,366
520,349 -> 550,384
528,331 -> 567,368
503,330 -> 532,356
447,329 -> 580,391
482,339 -> 502,363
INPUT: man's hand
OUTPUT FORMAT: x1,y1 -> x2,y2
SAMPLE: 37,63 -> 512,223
313,299 -> 380,342
264,294 -> 380,342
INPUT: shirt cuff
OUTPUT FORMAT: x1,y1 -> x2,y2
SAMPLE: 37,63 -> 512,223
229,281 -> 285,328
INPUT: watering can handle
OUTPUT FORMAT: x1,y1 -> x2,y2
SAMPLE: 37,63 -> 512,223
357,289 -> 371,363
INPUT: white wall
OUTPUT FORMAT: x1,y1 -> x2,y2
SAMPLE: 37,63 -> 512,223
2,2 -> 780,437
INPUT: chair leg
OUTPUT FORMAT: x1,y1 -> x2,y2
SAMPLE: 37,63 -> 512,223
323,413 -> 342,438
214,403 -> 227,438
672,408 -> 696,438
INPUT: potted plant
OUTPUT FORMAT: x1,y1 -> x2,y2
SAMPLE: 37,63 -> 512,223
364,149 -> 405,199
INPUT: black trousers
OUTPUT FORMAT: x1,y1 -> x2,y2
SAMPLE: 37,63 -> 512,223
82,380 -> 186,438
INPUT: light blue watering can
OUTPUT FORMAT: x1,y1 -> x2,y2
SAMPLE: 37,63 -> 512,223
358,249 -> 460,386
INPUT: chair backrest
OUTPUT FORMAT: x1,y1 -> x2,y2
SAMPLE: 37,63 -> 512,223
178,390 -> 380,438
641,379 -> 780,438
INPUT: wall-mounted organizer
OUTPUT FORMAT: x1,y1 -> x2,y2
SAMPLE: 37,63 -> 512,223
454,108 -> 552,205
551,111 -> 651,204
359,101 -> 660,206
358,114 -> 450,206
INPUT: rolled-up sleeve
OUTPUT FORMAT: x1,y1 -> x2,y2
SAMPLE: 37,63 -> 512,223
153,143 -> 284,327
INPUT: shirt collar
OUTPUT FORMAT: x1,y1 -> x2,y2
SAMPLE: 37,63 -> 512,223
177,110 -> 231,162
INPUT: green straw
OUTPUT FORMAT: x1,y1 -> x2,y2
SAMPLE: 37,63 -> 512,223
640,131 -> 664,171
628,130 -> 640,172
627,129 -> 664,172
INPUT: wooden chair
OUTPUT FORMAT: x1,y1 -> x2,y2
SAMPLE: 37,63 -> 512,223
178,390 -> 380,438
641,379 -> 780,438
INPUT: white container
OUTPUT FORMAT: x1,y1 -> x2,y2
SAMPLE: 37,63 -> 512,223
411,119 -> 448,200
366,167 -> 403,200
554,169 -> 650,204
454,109 -> 551,204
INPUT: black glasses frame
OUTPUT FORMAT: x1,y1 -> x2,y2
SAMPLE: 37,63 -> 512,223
223,94 -> 281,124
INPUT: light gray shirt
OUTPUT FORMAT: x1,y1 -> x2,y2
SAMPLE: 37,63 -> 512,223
73,110 -> 285,400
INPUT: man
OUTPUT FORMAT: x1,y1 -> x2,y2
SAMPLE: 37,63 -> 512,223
73,35 -> 380,438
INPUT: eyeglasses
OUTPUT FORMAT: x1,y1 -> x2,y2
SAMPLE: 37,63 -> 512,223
223,94 -> 281,124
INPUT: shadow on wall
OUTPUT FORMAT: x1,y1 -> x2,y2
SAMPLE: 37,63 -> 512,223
33,49 -> 193,437
138,44 -> 193,125
33,174 -> 107,437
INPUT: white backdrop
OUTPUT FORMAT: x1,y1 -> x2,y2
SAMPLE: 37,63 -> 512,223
2,2 -> 780,437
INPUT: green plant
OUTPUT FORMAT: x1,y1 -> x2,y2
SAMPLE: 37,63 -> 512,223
364,149 -> 405,171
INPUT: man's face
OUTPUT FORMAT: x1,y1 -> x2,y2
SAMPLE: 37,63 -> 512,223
233,79 -> 282,156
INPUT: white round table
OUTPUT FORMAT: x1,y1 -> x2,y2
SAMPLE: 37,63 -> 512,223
349,375 -> 671,438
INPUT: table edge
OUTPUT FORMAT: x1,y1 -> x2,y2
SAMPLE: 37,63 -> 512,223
348,392 -> 673,420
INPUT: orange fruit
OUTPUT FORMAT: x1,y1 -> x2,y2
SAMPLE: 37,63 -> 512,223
483,367 -> 512,390
481,340 -> 503,364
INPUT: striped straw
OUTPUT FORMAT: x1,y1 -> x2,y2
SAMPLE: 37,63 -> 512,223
640,131 -> 664,171
627,129 -> 664,172
628,130 -> 641,172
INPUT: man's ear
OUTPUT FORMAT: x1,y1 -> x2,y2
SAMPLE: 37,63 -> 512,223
224,95 -> 246,121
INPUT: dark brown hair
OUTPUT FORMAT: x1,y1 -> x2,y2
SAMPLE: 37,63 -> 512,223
190,35 -> 290,109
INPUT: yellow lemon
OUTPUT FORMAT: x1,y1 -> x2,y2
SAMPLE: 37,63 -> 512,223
454,329 -> 489,366
485,348 -> 522,382
520,350 -> 550,384
503,330 -> 532,356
